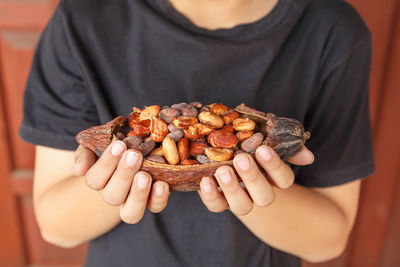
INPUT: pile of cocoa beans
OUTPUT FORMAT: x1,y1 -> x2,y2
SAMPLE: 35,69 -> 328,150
114,102 -> 264,165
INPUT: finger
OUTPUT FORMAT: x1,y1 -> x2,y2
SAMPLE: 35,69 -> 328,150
255,145 -> 295,189
147,181 -> 170,213
198,176 -> 229,213
120,171 -> 152,224
85,140 -> 126,190
287,146 -> 314,166
214,166 -> 253,216
232,153 -> 275,207
74,145 -> 97,176
102,149 -> 142,206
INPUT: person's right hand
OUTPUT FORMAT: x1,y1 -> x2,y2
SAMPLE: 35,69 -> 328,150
73,141 -> 170,224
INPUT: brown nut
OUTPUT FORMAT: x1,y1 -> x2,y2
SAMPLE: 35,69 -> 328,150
172,116 -> 199,128
221,125 -> 234,133
123,136 -> 143,150
139,105 -> 161,121
168,123 -> 179,132
162,136 -> 180,165
207,130 -> 238,148
222,111 -> 239,125
127,124 -> 150,137
150,147 -> 164,156
178,138 -> 189,160
139,139 -> 156,156
171,103 -> 199,117
236,130 -> 254,142
189,101 -> 202,109
233,118 -> 256,131
198,111 -> 224,128
159,108 -> 181,124
166,129 -> 184,142
211,103 -> 229,115
189,139 -> 208,155
205,147 -> 234,162
184,125 -> 201,139
180,159 -> 199,165
128,112 -> 141,128
145,155 -> 166,164
150,117 -> 168,142
240,132 -> 264,153
195,123 -> 216,136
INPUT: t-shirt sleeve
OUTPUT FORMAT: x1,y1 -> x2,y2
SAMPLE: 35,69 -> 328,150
294,36 -> 375,187
19,2 -> 99,151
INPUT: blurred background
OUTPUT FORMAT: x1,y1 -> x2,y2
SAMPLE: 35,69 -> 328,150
0,0 -> 399,266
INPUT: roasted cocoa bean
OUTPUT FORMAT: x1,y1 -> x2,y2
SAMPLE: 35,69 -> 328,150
222,111 -> 239,125
168,123 -> 179,132
205,147 -> 234,162
162,136 -> 180,165
195,123 -> 216,136
173,116 -> 199,128
150,147 -> 164,156
211,103 -> 229,115
221,125 -> 235,133
127,124 -> 150,137
233,118 -> 256,131
150,117 -> 169,142
159,108 -> 181,124
123,136 -> 143,150
189,139 -> 208,155
139,139 -> 156,156
139,105 -> 161,121
241,132 -> 264,153
189,101 -> 202,109
198,111 -> 224,128
166,129 -> 184,142
196,154 -> 213,164
145,155 -> 166,164
171,103 -> 199,117
178,138 -> 189,160
208,130 -> 238,148
184,125 -> 201,139
236,130 -> 254,142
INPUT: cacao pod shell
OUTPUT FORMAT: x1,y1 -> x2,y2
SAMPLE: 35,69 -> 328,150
76,104 -> 310,192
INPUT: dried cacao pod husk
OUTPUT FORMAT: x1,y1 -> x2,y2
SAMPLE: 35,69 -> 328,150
76,104 -> 310,192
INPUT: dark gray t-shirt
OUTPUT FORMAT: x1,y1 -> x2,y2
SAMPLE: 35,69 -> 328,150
19,0 -> 375,266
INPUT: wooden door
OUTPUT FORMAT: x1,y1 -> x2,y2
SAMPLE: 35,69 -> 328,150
0,1 -> 87,266
0,0 -> 399,266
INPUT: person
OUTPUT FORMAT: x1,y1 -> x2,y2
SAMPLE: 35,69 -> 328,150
19,0 -> 375,266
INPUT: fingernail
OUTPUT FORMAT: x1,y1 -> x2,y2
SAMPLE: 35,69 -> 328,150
155,184 -> 164,195
125,151 -> 140,167
235,155 -> 250,171
111,141 -> 125,156
201,179 -> 213,193
219,171 -> 232,184
136,173 -> 149,189
258,146 -> 272,161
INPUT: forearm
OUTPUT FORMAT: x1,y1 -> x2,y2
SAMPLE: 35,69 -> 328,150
237,183 -> 351,262
35,175 -> 121,248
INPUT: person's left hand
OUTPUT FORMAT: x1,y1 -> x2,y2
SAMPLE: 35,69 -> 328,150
198,145 -> 314,215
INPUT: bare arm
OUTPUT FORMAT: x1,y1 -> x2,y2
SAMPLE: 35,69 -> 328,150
199,146 -> 361,263
237,180 -> 360,263
34,143 -> 169,248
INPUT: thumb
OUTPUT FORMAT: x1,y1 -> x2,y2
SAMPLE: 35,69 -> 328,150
74,145 -> 97,176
